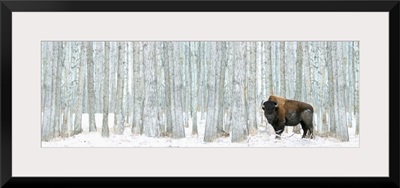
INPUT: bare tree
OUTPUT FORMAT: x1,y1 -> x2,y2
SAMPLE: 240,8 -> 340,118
191,42 -> 199,136
327,42 -> 337,136
231,42 -> 248,142
72,42 -> 86,135
247,42 -> 257,135
132,42 -> 143,134
156,42 -> 166,136
353,42 -> 360,135
293,42 -> 303,134
42,42 -> 55,141
172,42 -> 185,138
114,42 -> 125,134
224,42 -> 234,134
280,42 -> 286,97
204,42 -> 218,142
51,42 -> 62,138
336,42 -> 349,141
142,42 -> 159,137
216,42 -> 227,136
60,42 -> 70,137
87,42 -> 97,132
266,42 -> 273,95
102,42 -> 110,137
164,42 -> 174,137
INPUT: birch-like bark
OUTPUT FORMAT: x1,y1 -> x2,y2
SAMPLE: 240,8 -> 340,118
280,42 -> 286,97
191,42 -> 199,136
353,42 -> 360,135
267,42 -> 273,95
142,42 -> 159,137
42,42 -> 55,141
102,42 -> 110,137
156,42 -> 166,136
231,42 -> 248,142
60,42 -> 70,137
132,42 -> 142,134
336,43 -> 349,141
87,42 -> 97,132
216,42 -> 227,136
73,42 -> 86,135
247,42 -> 257,135
293,42 -> 303,134
326,43 -> 336,136
51,42 -> 62,137
114,42 -> 125,134
204,42 -> 218,142
164,42 -> 174,137
224,42 -> 233,134
172,42 -> 185,138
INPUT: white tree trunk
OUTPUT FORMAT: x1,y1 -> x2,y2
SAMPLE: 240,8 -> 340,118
293,42 -> 303,134
336,42 -> 349,141
42,42 -> 54,141
73,42 -> 86,135
156,42 -> 166,136
114,42 -> 125,134
87,42 -> 97,132
280,42 -> 286,97
247,42 -> 257,135
320,42 -> 329,135
256,42 -> 263,127
327,43 -> 337,136
303,42 -> 312,102
231,42 -> 248,142
132,42 -> 142,134
141,42 -> 159,137
216,42 -> 227,136
267,42 -> 273,95
172,42 -> 185,138
204,42 -> 218,142
191,42 -> 199,136
353,42 -> 360,135
200,43 -> 207,120
224,42 -> 233,134
52,43 -> 62,138
183,42 -> 190,128
102,42 -> 110,137
61,42 -> 70,138
164,42 -> 174,137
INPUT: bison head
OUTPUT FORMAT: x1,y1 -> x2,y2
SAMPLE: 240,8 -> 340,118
262,100 -> 278,114
262,100 -> 279,128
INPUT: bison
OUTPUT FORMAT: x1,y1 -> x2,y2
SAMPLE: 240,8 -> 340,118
261,95 -> 314,139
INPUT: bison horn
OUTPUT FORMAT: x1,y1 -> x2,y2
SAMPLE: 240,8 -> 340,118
274,103 -> 278,108
261,100 -> 265,106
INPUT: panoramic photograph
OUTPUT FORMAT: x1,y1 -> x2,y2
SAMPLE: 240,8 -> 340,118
41,41 -> 359,147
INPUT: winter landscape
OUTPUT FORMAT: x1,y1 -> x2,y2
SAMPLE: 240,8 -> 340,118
41,41 -> 359,147
41,113 -> 359,147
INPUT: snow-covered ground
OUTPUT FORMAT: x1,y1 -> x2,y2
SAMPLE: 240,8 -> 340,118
42,113 -> 359,148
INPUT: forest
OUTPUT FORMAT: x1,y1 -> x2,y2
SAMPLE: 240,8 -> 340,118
41,41 -> 359,144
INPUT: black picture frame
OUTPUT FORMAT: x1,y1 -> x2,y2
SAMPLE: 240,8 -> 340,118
1,1 -> 399,187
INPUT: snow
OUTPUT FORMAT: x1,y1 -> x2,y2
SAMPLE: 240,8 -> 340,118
42,113 -> 359,148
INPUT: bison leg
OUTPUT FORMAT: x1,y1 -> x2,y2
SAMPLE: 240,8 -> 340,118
308,127 -> 314,139
300,122 -> 308,139
275,128 -> 284,139
300,109 -> 314,139
273,124 -> 285,139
